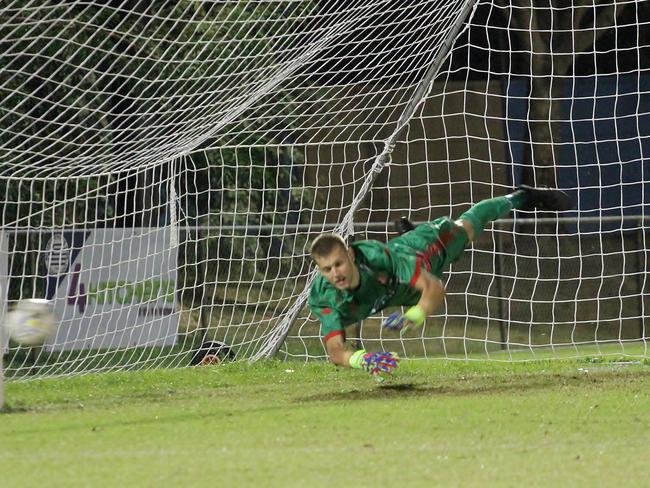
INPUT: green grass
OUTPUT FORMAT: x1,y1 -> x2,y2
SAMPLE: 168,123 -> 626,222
2,358 -> 650,487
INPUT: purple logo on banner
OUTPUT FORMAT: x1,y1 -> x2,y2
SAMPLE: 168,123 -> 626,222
67,263 -> 86,313
45,231 -> 89,304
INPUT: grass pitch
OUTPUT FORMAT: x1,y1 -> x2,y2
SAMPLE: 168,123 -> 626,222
2,358 -> 650,488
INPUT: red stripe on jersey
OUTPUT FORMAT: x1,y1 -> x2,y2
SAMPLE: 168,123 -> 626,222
324,329 -> 345,343
322,308 -> 332,315
410,259 -> 422,288
422,227 -> 459,261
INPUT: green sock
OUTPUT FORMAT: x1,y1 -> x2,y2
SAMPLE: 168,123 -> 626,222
459,195 -> 515,237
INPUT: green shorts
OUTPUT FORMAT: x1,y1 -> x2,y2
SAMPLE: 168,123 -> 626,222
388,217 -> 469,279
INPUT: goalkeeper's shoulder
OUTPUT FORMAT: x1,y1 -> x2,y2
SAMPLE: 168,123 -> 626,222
308,274 -> 336,309
309,273 -> 334,299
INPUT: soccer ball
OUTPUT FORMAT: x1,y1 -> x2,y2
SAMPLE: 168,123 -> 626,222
3,299 -> 57,347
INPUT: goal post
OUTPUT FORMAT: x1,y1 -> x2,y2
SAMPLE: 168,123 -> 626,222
1,1 -> 649,383
0,230 -> 6,407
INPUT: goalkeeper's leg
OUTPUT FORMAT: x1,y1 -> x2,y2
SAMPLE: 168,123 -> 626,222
395,186 -> 573,239
458,186 -> 573,241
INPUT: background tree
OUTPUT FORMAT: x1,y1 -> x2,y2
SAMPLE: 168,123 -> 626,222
504,0 -> 638,186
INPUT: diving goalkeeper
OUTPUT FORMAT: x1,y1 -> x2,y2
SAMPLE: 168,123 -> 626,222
308,185 -> 573,379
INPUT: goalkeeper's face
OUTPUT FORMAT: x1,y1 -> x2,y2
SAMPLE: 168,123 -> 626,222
314,245 -> 359,290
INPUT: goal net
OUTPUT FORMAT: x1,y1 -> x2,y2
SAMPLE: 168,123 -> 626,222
1,0 -> 648,381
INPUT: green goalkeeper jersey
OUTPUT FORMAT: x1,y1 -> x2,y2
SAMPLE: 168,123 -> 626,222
309,217 -> 468,341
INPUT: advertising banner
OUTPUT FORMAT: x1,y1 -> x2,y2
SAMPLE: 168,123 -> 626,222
45,228 -> 179,351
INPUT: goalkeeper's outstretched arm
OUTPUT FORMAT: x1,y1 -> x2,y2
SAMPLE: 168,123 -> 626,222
325,333 -> 354,368
384,268 -> 447,333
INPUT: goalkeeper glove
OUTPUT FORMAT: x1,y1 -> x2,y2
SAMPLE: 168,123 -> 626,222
383,304 -> 426,334
349,350 -> 399,379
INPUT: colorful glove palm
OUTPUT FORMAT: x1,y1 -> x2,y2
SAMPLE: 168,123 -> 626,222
361,351 -> 399,376
349,349 -> 399,381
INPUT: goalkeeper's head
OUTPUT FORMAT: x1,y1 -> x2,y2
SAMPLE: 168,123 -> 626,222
310,233 -> 359,290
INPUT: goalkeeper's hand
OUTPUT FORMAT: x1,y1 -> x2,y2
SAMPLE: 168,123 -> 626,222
384,311 -> 414,331
383,305 -> 426,334
349,350 -> 400,379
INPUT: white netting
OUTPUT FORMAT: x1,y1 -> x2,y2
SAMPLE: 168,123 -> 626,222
1,0 -> 648,381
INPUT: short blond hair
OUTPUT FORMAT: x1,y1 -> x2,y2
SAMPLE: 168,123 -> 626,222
309,233 -> 347,259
